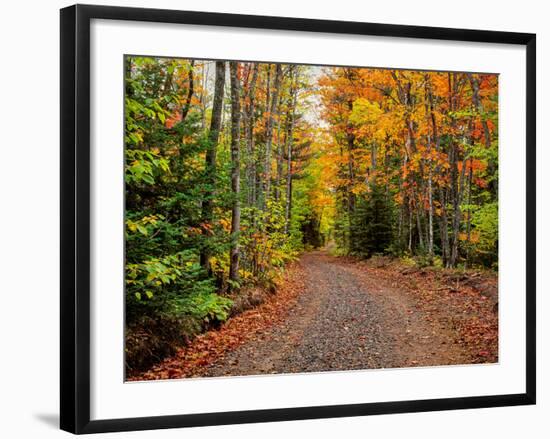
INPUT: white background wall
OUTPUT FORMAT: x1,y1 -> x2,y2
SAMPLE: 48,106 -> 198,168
0,0 -> 546,437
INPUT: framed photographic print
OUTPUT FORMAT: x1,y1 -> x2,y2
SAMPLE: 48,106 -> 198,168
60,4 -> 536,434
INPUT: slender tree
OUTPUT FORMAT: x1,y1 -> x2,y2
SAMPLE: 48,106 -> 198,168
264,64 -> 283,206
229,61 -> 242,284
284,67 -> 298,235
244,63 -> 259,206
200,61 -> 225,271
180,60 -> 195,122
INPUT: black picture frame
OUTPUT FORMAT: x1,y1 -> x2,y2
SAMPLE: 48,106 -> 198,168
60,4 -> 536,434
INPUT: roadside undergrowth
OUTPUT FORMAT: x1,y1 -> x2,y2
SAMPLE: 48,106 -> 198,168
128,261 -> 306,381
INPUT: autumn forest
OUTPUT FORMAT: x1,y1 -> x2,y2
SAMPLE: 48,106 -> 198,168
125,57 -> 499,379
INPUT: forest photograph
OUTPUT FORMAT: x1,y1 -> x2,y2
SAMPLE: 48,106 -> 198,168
124,56 -> 499,381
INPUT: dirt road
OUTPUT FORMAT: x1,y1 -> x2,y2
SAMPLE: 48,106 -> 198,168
201,251 -> 471,377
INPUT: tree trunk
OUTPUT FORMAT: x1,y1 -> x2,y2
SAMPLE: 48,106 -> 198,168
284,68 -> 297,235
199,62 -> 210,130
346,98 -> 357,252
439,187 -> 450,266
244,64 -> 259,206
416,199 -> 425,250
257,64 -> 272,209
275,100 -> 285,202
125,57 -> 133,97
448,73 -> 468,267
450,154 -> 468,267
180,60 -> 195,122
346,99 -> 356,215
427,155 -> 434,258
408,205 -> 413,252
200,61 -> 225,271
264,64 -> 283,207
424,77 -> 435,259
427,76 -> 444,262
465,157 -> 473,267
285,139 -> 293,236
463,74 -> 487,267
229,61 -> 242,284
467,74 -> 491,150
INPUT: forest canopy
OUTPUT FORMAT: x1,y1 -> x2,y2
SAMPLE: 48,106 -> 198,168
124,57 -> 498,372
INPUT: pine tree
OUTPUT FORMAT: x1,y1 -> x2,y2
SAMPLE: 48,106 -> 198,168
350,183 -> 394,257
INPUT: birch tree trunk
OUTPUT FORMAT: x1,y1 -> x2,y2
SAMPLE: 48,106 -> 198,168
244,64 -> 259,206
229,61 -> 242,284
450,153 -> 468,267
424,76 -> 434,258
264,64 -> 283,207
275,97 -> 285,202
257,64 -> 271,209
284,67 -> 297,235
448,73 -> 468,267
426,76 -> 449,265
427,152 -> 434,258
200,61 -> 225,271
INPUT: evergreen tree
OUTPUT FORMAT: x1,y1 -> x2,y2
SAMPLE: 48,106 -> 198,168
350,183 -> 394,257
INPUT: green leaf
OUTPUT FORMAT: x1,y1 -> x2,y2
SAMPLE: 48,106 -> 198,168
136,224 -> 149,236
142,174 -> 155,185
